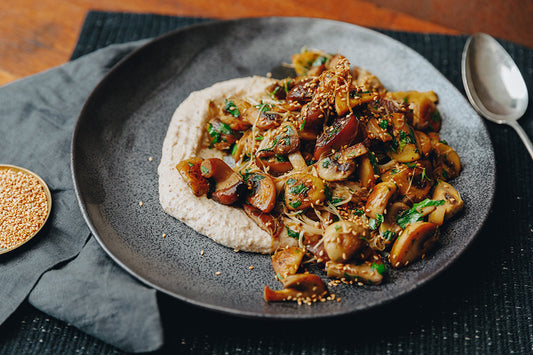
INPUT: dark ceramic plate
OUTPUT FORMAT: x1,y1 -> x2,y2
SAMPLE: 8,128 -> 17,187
72,17 -> 495,319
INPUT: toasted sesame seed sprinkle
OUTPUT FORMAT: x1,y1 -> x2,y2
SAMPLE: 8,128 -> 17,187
139,201 -> 143,206
215,271 -> 221,276
0,167 -> 50,250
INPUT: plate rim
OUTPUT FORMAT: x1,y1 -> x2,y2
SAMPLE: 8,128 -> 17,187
71,16 -> 496,319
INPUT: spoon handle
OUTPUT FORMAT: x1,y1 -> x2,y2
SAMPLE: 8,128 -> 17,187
507,120 -> 533,160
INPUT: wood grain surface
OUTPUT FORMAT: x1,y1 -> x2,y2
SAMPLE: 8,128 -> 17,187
0,0 -> 530,87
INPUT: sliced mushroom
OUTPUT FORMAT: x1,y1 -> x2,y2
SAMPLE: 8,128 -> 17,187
284,173 -> 326,211
176,158 -> 209,197
243,103 -> 281,130
255,155 -> 293,176
389,221 -> 439,268
245,172 -> 277,213
272,246 -> 305,282
379,201 -> 409,242
365,181 -> 398,220
317,152 -> 356,181
428,181 -> 464,225
358,154 -> 377,188
388,142 -> 420,163
206,119 -> 237,151
286,77 -> 319,104
334,86 -> 375,116
432,142 -> 461,180
366,117 -> 393,143
214,99 -> 253,131
414,130 -> 432,158
326,260 -> 384,285
271,124 -> 300,156
291,50 -> 332,76
390,163 -> 433,203
264,273 -> 328,302
388,91 -> 441,131
200,158 -> 246,205
243,204 -> 283,238
314,113 -> 360,160
323,220 -> 369,263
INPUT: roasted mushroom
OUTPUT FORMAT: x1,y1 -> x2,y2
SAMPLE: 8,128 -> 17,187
428,181 -> 464,225
322,220 -> 369,263
243,204 -> 284,237
272,246 -> 305,281
200,158 -> 246,205
314,113 -> 360,160
264,273 -> 328,302
284,173 -> 326,211
326,259 -> 385,285
175,158 -> 209,197
365,181 -> 398,220
245,172 -> 277,213
389,221 -> 439,268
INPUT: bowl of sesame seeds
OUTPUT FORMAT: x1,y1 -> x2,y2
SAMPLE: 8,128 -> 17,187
0,164 -> 52,254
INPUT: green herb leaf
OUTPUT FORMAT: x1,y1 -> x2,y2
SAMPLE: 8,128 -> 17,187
371,262 -> 387,275
322,158 -> 331,168
286,226 -> 301,240
369,214 -> 384,230
255,135 -> 264,141
224,99 -> 240,117
378,119 -> 389,130
368,151 -> 379,174
381,230 -> 396,241
187,162 -> 194,167
275,154 -> 288,162
397,199 -> 445,229
289,200 -> 302,209
286,178 -> 297,186
289,184 -> 309,195
299,119 -> 306,131
331,197 -> 344,206
200,165 -> 209,175
353,209 -> 364,216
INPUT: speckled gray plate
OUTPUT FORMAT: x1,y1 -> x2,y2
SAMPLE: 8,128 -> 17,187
71,17 -> 495,319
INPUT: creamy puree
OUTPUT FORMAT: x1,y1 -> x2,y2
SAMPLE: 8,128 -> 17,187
158,76 -> 298,253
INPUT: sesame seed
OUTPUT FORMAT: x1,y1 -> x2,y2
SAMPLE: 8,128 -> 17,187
215,271 -> 221,276
248,266 -> 255,270
201,250 -> 205,255
0,167 -> 49,250
139,201 -> 143,206
148,156 -> 153,162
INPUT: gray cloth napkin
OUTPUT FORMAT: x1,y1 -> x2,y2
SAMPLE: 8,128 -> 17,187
0,40 -> 163,352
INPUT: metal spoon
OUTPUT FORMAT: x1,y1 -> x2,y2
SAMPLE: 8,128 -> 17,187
461,33 -> 532,159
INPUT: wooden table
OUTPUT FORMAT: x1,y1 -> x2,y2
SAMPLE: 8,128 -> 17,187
0,0 -> 530,87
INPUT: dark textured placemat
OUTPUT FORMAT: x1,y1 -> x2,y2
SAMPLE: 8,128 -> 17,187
1,11 -> 532,354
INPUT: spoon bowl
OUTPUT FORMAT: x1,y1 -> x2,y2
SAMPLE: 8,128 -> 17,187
462,33 -> 533,159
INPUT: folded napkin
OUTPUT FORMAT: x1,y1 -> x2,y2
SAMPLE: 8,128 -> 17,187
0,40 -> 163,353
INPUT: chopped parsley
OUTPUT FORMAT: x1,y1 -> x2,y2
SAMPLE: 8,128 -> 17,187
286,226 -> 301,239
289,184 -> 309,195
331,197 -> 344,206
256,101 -> 274,113
275,154 -> 288,162
255,135 -> 264,141
286,178 -> 297,186
200,165 -> 210,175
353,209 -> 365,216
289,200 -> 302,209
371,262 -> 387,275
322,158 -> 331,168
431,110 -> 441,123
381,230 -> 396,241
369,214 -> 384,230
299,119 -> 306,131
378,119 -> 389,130
368,151 -> 379,174
397,199 -> 445,229
224,99 -> 240,117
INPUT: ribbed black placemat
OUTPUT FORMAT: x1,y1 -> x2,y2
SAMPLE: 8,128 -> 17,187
1,11 -> 532,354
